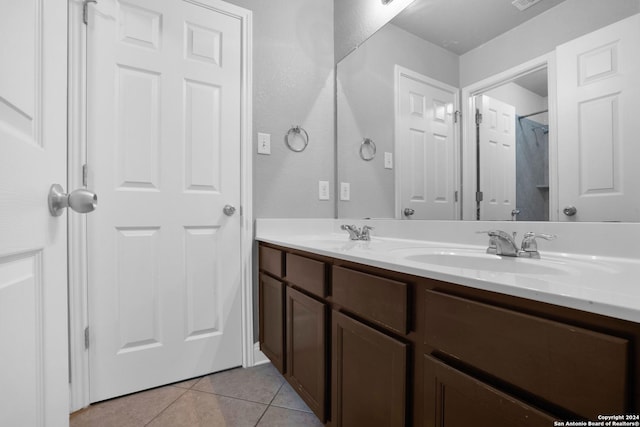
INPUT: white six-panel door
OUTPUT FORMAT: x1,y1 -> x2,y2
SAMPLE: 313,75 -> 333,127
478,95 -> 517,221
556,13 -> 640,222
0,0 -> 69,425
86,0 -> 244,401
396,67 -> 459,220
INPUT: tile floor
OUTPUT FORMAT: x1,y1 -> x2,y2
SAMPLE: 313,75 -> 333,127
70,363 -> 324,427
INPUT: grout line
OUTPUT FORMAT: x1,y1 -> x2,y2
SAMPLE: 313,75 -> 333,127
143,386 -> 190,427
253,381 -> 285,426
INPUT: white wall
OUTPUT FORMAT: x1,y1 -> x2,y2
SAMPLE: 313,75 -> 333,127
460,0 -> 640,86
337,23 -> 459,218
226,0 -> 335,218
485,83 -> 548,125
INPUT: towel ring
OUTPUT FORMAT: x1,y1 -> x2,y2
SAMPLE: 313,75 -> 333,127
285,125 -> 309,152
359,138 -> 376,161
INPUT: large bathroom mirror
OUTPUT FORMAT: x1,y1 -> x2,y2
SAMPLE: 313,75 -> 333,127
336,0 -> 640,222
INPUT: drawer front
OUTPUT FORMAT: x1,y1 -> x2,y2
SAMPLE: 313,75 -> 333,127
424,290 -> 629,419
333,266 -> 408,335
259,245 -> 284,278
286,253 -> 327,297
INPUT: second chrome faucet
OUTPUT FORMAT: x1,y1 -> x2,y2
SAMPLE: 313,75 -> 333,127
480,230 -> 556,259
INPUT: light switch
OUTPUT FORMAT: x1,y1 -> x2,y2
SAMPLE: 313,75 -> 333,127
319,181 -> 330,200
340,182 -> 350,201
257,132 -> 271,155
384,152 -> 393,169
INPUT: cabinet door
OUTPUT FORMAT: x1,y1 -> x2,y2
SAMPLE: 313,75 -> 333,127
423,355 -> 557,427
332,311 -> 407,427
259,273 -> 285,373
286,287 -> 327,422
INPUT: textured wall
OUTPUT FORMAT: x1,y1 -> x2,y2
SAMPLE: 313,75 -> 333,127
337,24 -> 458,219
226,0 -> 335,218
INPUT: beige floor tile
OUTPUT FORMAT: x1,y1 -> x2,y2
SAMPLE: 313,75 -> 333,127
256,406 -> 323,427
192,364 -> 284,404
70,386 -> 186,427
270,381 -> 312,413
147,390 -> 267,427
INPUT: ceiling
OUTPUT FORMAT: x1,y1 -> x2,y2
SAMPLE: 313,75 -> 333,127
391,0 -> 568,55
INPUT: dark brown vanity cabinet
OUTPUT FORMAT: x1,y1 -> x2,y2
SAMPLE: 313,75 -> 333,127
423,355 -> 556,426
258,243 -> 640,427
285,286 -> 327,422
332,310 -> 407,427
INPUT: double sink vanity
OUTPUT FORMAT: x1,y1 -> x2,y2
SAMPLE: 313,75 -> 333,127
256,219 -> 640,426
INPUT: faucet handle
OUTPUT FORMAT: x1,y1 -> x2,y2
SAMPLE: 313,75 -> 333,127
520,232 -> 557,257
360,225 -> 374,240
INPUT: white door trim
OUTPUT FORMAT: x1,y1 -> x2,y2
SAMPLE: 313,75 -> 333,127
394,65 -> 462,220
460,53 -> 557,221
67,0 -> 253,411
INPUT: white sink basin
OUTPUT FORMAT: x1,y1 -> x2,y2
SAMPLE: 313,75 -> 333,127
402,250 -> 571,275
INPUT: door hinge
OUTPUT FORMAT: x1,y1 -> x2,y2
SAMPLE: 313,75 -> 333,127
83,0 -> 98,25
454,110 -> 461,123
476,191 -> 484,202
84,326 -> 90,350
475,111 -> 483,125
454,190 -> 459,202
82,164 -> 88,187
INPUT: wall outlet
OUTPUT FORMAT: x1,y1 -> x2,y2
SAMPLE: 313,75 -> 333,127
319,180 -> 330,200
384,152 -> 393,169
257,132 -> 271,155
340,182 -> 350,201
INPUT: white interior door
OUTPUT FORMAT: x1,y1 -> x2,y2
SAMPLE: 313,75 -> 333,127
86,0 -> 244,401
556,13 -> 640,222
396,67 -> 458,220
0,1 -> 69,425
478,95 -> 517,221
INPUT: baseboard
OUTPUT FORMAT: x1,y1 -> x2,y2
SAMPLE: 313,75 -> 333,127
253,342 -> 270,366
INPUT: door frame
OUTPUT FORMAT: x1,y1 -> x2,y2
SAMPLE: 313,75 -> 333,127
394,65 -> 461,220
67,0 -> 254,411
460,53 -> 558,221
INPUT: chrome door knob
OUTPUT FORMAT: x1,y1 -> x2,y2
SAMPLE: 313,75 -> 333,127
223,204 -> 236,216
563,205 -> 577,216
48,184 -> 98,216
403,208 -> 415,217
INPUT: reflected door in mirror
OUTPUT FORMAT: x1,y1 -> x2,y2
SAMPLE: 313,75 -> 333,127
396,67 -> 459,220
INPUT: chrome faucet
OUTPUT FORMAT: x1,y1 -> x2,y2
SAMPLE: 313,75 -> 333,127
482,230 -> 520,256
479,230 -> 557,258
341,224 -> 374,241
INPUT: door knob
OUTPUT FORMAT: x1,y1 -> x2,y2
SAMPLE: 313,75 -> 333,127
403,208 -> 415,217
223,204 -> 236,216
563,206 -> 577,216
48,184 -> 98,217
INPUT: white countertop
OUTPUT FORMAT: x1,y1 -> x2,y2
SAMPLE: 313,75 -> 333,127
256,219 -> 640,323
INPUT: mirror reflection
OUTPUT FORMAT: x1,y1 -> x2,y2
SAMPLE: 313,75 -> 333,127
336,0 -> 640,222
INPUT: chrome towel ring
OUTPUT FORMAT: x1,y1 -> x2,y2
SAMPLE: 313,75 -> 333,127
359,137 -> 376,161
285,125 -> 309,152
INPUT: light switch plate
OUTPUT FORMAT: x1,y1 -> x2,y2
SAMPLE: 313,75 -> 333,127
257,132 -> 271,155
340,182 -> 350,201
384,152 -> 393,169
319,181 -> 330,200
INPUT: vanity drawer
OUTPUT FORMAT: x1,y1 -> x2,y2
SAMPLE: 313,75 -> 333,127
286,253 -> 327,298
332,266 -> 408,335
424,290 -> 629,419
259,245 -> 284,278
